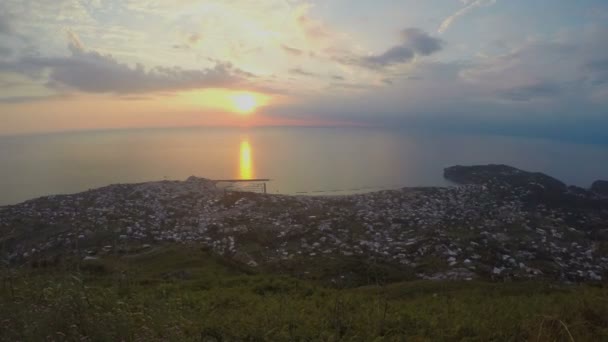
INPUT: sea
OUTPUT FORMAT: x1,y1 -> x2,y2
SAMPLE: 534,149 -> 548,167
1,127 -> 607,206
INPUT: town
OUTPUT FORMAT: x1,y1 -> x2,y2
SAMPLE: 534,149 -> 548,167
1,165 -> 607,283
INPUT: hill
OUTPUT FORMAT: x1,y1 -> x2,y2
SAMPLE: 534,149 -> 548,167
1,245 -> 608,341
2,165 -> 607,283
1,164 -> 608,339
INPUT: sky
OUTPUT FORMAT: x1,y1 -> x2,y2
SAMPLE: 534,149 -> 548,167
1,0 -> 607,143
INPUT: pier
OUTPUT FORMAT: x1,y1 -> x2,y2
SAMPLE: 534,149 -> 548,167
215,179 -> 271,194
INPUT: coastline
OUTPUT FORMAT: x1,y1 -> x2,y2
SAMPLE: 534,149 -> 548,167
1,164 -> 606,283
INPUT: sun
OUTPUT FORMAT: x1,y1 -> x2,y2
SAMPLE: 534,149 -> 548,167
231,93 -> 257,114
176,89 -> 272,115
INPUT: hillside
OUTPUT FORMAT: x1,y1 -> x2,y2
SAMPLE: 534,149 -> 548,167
2,245 -> 608,341
1,165 -> 607,283
1,164 -> 608,340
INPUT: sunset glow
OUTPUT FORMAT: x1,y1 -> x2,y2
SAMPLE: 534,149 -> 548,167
0,1 -> 606,143
175,89 -> 270,117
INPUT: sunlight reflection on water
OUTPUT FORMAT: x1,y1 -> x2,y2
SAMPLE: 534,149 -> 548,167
1,127 -> 607,205
239,139 -> 253,180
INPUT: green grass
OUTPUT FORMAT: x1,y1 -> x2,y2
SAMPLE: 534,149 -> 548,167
1,245 -> 607,341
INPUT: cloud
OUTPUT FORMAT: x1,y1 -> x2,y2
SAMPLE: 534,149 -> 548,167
289,68 -> 317,77
438,0 -> 497,34
188,33 -> 202,44
0,31 -> 253,94
363,45 -> 414,67
402,28 -> 444,55
0,16 -> 11,34
0,5 -> 14,35
293,3 -> 359,59
461,27 -> 608,105
500,81 -> 561,101
172,32 -> 204,50
0,46 -> 11,56
281,44 -> 304,56
355,28 -> 443,68
66,29 -> 85,53
589,85 -> 608,104
584,58 -> 608,85
331,29 -> 441,70
289,68 -> 346,81
264,24 -> 608,144
0,93 -> 69,104
327,82 -> 376,91
173,33 -> 203,49
296,6 -> 333,42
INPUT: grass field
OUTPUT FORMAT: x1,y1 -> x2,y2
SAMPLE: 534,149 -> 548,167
1,245 -> 607,341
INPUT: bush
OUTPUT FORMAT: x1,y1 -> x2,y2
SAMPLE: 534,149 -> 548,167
2,251 -> 607,341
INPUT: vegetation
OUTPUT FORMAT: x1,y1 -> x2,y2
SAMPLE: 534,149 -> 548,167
1,245 -> 607,341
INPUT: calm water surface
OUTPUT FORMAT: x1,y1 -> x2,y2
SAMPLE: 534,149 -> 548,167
1,127 -> 607,205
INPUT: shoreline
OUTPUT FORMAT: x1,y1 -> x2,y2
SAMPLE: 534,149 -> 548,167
1,164 -> 607,283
